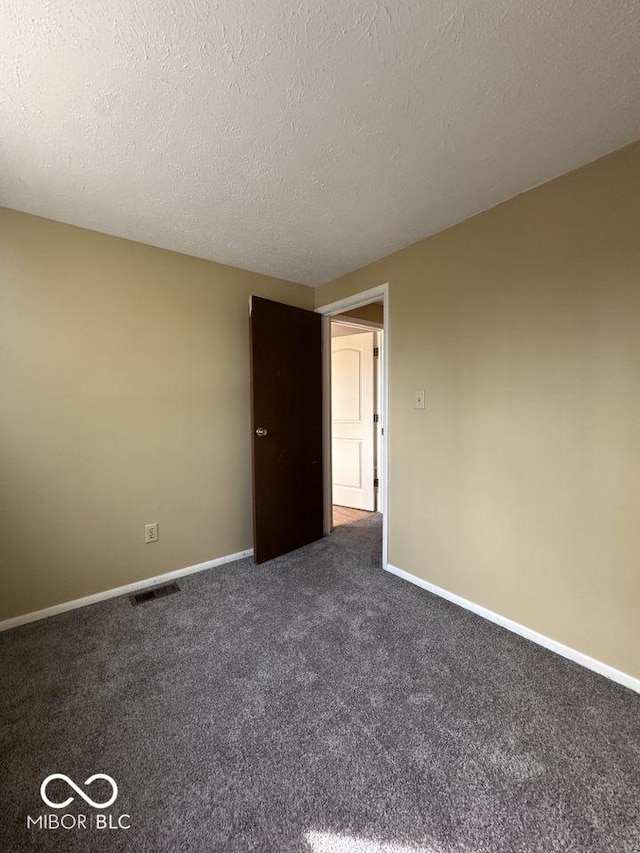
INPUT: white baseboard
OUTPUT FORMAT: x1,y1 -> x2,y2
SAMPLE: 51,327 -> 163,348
0,549 -> 254,632
385,563 -> 639,694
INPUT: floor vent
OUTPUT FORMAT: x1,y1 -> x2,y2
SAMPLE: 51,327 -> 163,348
130,582 -> 180,606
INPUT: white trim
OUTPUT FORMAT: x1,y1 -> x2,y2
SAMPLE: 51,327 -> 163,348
316,285 -> 386,317
317,284 -> 389,569
385,563 -> 640,694
0,549 -> 254,632
374,329 -> 384,514
331,314 -> 383,331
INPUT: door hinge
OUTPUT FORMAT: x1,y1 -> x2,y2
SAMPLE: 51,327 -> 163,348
373,413 -> 379,423
373,347 -> 379,358
374,478 -> 379,488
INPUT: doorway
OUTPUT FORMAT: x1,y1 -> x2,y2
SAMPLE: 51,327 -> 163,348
330,318 -> 381,526
316,285 -> 389,569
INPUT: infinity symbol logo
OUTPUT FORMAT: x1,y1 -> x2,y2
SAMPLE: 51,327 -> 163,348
40,774 -> 119,810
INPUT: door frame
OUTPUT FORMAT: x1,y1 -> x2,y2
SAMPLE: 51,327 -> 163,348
330,323 -> 379,513
316,283 -> 389,569
330,317 -> 383,513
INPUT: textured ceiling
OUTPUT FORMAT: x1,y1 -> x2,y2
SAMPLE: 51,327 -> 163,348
2,1 -> 640,285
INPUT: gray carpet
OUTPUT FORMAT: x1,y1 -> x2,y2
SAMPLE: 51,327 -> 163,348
1,515 -> 638,852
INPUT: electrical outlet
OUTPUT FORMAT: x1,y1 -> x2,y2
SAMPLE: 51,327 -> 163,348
414,390 -> 425,410
144,522 -> 158,544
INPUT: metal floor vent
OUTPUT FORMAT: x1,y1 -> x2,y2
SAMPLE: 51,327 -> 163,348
130,582 -> 180,606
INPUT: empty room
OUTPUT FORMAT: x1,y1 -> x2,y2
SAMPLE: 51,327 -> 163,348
1,1 -> 639,851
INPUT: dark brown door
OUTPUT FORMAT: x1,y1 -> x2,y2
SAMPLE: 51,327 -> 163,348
249,296 -> 324,563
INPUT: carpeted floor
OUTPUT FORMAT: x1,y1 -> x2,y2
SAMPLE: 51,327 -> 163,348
1,515 -> 638,852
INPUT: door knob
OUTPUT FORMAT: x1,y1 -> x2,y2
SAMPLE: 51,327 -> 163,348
255,427 -> 268,437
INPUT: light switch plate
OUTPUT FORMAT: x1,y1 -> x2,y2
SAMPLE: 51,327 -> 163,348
414,390 -> 425,410
144,522 -> 159,543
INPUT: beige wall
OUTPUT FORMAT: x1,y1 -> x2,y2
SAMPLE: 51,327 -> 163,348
315,141 -> 640,679
331,322 -> 371,338
0,209 -> 312,620
340,303 -> 384,324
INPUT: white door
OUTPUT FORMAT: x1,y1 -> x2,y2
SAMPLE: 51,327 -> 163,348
331,331 -> 375,511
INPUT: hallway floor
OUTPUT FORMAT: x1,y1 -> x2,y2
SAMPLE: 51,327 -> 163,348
332,504 -> 374,527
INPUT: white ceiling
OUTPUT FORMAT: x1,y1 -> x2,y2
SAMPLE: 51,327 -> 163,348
2,1 -> 639,286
